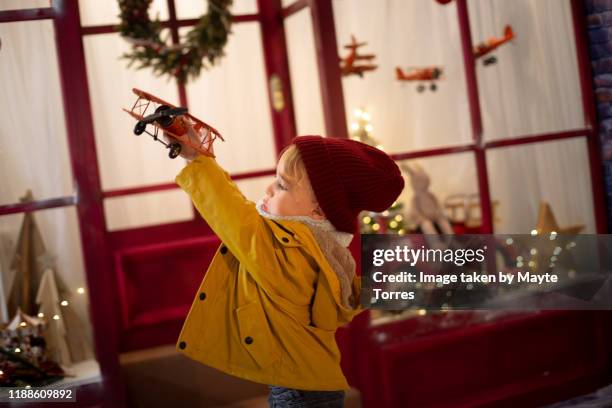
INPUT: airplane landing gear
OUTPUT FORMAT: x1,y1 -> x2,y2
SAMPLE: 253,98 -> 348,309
169,143 -> 182,159
483,55 -> 497,66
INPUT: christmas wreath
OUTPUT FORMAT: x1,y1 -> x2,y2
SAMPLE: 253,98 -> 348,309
117,0 -> 233,83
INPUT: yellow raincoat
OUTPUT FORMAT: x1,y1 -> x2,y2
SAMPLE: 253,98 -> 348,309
174,155 -> 363,391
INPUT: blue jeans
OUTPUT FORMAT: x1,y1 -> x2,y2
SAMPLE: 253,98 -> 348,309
268,385 -> 345,408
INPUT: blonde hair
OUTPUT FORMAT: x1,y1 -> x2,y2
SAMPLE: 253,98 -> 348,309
278,144 -> 320,207
278,144 -> 306,182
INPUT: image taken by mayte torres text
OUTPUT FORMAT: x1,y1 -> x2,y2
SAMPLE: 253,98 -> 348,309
361,234 -> 612,311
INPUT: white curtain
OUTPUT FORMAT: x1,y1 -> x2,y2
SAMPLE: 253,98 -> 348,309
285,10 -> 327,137
469,0 -> 594,233
326,0 -> 595,233
0,15 -> 92,339
80,1 -> 275,231
79,0 -> 597,234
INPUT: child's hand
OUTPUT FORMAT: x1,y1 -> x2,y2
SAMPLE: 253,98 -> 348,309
163,120 -> 201,161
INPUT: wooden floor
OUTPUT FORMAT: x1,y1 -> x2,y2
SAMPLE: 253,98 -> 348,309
119,345 -> 362,408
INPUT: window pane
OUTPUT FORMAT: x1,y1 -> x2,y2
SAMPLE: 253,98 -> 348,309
104,190 -> 192,231
185,23 -> 277,174
468,0 -> 584,140
369,152 -> 503,327
285,9 -> 326,136
235,176 -> 274,204
0,0 -> 49,11
282,0 -> 296,8
487,138 -> 595,233
176,0 -> 257,19
0,207 -> 101,384
104,177 -> 274,232
79,0 -> 168,27
0,20 -> 73,206
82,32 -> 186,191
395,152 -> 480,233
333,0 -> 472,153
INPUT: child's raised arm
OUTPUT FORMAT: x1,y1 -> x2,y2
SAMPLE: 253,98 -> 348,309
176,155 -> 286,289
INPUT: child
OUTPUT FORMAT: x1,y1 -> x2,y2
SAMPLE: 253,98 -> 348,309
172,132 -> 404,407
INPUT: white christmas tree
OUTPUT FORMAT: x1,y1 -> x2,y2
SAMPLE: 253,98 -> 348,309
6,307 -> 44,331
35,268 -> 71,367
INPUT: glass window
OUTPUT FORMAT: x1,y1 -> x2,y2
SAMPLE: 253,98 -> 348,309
176,0 -> 257,19
487,138 -> 595,233
0,20 -> 73,206
185,22 -> 277,174
333,0 -> 472,153
397,152 -> 479,232
79,0 -> 168,27
468,0 -> 584,140
282,0 -> 296,8
236,176 -> 275,204
104,190 -> 193,231
0,0 -> 49,12
285,9 -> 326,137
0,208 -> 101,385
82,32 -> 187,191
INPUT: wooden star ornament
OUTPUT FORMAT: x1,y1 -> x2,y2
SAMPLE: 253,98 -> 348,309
535,201 -> 584,234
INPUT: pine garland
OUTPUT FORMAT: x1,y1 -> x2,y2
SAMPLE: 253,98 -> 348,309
117,0 -> 233,83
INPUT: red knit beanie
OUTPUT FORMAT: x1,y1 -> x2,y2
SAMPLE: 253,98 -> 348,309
292,136 -> 405,233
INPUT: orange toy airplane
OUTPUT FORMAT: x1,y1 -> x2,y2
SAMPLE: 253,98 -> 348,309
473,25 -> 515,66
340,35 -> 377,78
395,66 -> 443,92
123,88 -> 224,159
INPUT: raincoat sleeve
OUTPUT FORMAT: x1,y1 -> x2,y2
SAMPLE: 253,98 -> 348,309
175,154 -> 278,275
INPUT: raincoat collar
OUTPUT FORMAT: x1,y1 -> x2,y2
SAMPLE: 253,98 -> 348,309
255,199 -> 354,247
256,199 -> 357,310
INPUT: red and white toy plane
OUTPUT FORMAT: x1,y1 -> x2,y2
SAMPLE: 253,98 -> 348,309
340,35 -> 378,78
473,25 -> 515,66
123,88 -> 224,159
395,66 -> 443,92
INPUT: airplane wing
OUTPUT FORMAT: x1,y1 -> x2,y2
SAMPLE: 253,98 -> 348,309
354,65 -> 377,72
355,54 -> 376,60
344,42 -> 367,49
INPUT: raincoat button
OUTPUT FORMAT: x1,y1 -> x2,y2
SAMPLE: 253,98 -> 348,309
282,237 -> 289,243
199,292 -> 206,300
179,341 -> 186,349
220,246 -> 228,254
244,336 -> 253,345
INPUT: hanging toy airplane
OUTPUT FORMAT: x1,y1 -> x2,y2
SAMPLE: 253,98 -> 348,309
340,35 -> 378,78
123,88 -> 224,159
395,66 -> 444,92
473,25 -> 515,66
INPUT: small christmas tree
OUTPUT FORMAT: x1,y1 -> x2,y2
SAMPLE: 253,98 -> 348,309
349,108 -> 409,234
35,269 -> 71,367
360,202 -> 407,234
8,191 -> 48,317
6,192 -> 93,368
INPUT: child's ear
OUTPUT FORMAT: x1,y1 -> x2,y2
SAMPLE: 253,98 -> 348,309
311,205 -> 326,221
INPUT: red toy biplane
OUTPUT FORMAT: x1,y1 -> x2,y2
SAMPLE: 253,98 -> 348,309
473,25 -> 515,66
395,66 -> 443,92
340,35 -> 377,78
123,88 -> 224,159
